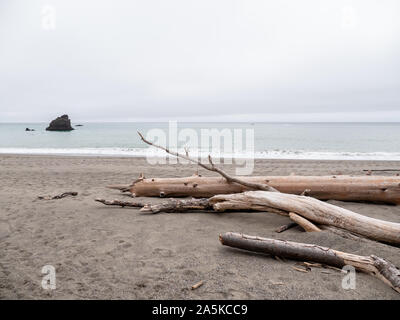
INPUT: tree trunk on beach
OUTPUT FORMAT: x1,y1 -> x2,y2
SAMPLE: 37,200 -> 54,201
219,232 -> 400,293
109,175 -> 400,204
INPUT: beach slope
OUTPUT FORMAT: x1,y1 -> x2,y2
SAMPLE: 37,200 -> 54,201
0,155 -> 399,299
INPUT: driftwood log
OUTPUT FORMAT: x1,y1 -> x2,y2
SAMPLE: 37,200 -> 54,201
219,232 -> 400,293
210,191 -> 400,245
108,175 -> 400,205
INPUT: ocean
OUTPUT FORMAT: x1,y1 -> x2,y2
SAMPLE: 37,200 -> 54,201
0,122 -> 399,160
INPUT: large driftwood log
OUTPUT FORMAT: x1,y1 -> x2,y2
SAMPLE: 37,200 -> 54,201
210,191 -> 400,245
116,175 -> 400,204
219,232 -> 400,293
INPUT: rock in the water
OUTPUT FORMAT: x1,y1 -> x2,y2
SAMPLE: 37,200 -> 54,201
25,127 -> 35,131
46,115 -> 74,131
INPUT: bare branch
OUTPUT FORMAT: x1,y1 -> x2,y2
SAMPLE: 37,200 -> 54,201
137,131 -> 278,192
95,198 -> 145,208
38,192 -> 78,200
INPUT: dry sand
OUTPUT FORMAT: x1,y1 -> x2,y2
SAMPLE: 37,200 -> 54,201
0,154 -> 399,299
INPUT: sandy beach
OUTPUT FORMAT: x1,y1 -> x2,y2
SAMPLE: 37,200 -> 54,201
0,154 -> 399,300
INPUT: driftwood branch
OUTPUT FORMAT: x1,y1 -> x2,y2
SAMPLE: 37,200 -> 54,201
140,198 -> 212,214
219,232 -> 400,293
38,192 -> 78,200
289,212 -> 321,232
94,198 -> 145,208
94,197 -> 212,213
137,131 -> 278,192
319,225 -> 365,241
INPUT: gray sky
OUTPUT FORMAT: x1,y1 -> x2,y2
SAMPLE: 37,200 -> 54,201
1,0 -> 399,122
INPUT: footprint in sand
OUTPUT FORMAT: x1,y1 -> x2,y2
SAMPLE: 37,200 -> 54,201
121,243 -> 132,249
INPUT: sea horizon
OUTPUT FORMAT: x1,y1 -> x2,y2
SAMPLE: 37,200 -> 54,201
1,122 -> 399,160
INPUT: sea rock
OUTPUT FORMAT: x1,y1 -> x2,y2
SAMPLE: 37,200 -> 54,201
25,128 -> 35,131
46,115 -> 74,131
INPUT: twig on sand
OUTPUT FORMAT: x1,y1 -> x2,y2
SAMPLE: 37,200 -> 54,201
94,198 -> 145,208
191,281 -> 204,290
38,192 -> 78,200
292,266 -> 309,273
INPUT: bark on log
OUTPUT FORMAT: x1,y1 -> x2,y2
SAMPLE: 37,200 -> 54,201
125,175 -> 400,204
219,232 -> 400,293
210,191 -> 400,245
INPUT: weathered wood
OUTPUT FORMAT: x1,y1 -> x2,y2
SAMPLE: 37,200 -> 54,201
219,232 -> 400,293
211,191 -> 400,245
319,225 -> 364,241
289,212 -> 321,232
140,198 -> 212,214
125,175 -> 400,204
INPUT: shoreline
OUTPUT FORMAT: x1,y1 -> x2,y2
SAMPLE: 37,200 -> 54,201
1,150 -> 400,162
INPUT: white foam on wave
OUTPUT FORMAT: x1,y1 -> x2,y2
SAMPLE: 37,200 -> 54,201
1,147 -> 400,161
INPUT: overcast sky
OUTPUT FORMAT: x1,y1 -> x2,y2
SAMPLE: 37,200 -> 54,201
0,0 -> 399,122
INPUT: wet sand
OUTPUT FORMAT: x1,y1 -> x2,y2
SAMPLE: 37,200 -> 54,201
0,154 -> 399,299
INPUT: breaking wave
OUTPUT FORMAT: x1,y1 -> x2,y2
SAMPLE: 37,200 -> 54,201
1,147 -> 400,161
